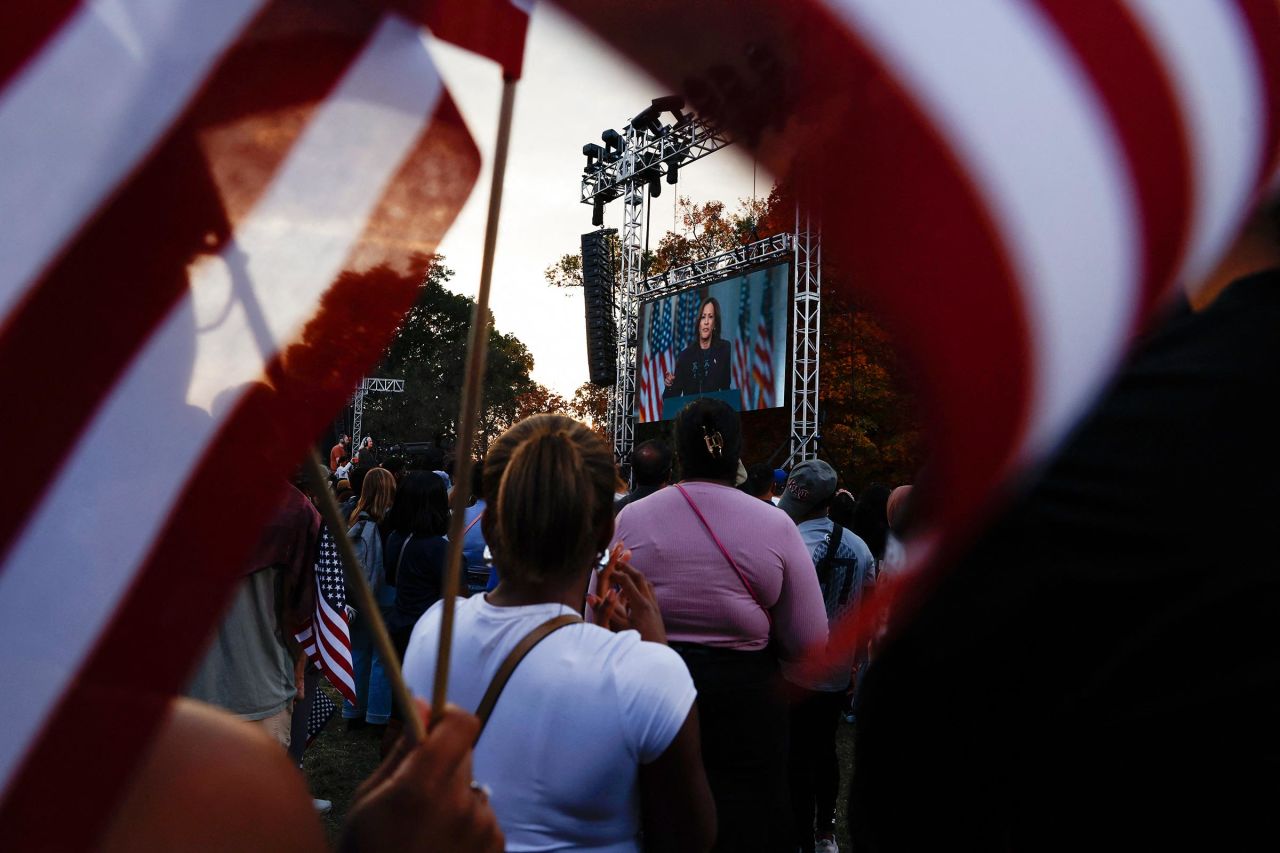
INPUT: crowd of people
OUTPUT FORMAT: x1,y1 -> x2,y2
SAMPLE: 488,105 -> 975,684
154,197 -> 1280,852
178,395 -> 908,852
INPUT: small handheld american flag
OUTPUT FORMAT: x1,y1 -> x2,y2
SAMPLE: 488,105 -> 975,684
295,525 -> 358,705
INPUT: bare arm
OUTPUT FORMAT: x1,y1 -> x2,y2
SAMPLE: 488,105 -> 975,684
639,706 -> 716,853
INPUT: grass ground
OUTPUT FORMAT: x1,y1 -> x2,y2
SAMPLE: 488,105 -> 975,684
303,679 -> 858,847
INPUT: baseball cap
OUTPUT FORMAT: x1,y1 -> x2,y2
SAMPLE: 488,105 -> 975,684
778,460 -> 839,520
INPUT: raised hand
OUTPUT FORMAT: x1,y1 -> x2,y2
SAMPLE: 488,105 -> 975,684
608,560 -> 668,645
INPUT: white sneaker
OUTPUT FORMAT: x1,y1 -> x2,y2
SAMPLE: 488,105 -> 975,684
815,835 -> 839,853
313,798 -> 332,815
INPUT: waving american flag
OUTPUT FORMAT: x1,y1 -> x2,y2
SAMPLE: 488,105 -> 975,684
294,525 -> 358,705
0,0 -> 506,845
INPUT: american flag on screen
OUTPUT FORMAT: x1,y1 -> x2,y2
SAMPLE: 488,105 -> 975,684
676,289 -> 701,353
750,277 -> 776,410
731,277 -> 753,408
638,298 -> 675,423
0,0 -> 491,846
294,525 -> 358,705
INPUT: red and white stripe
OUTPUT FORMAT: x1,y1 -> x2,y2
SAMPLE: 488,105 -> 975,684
403,0 -> 533,79
750,320 -> 775,410
637,347 -> 673,423
295,576 -> 358,706
732,336 -> 752,409
0,1 -> 479,845
560,0 -> 1280,622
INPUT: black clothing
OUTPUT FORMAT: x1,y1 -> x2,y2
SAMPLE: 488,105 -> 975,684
851,273 -> 1280,851
670,643 -> 791,853
384,531 -> 449,656
613,483 -> 664,515
664,338 -> 733,398
789,689 -> 843,852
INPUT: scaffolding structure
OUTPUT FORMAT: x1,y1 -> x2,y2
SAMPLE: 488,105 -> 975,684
351,376 -> 404,448
579,103 -> 821,472
790,207 -> 821,464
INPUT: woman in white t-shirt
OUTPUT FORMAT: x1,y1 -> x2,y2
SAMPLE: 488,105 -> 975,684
403,414 -> 716,853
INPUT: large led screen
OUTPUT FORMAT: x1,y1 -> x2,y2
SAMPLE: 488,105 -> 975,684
635,262 -> 790,423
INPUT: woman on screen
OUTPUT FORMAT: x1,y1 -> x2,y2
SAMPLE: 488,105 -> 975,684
664,296 -> 733,398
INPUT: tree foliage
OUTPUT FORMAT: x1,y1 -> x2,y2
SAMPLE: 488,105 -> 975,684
818,291 -> 923,493
360,255 -> 538,455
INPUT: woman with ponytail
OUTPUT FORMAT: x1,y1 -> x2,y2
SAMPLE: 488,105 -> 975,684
614,398 -> 828,852
402,414 -> 715,853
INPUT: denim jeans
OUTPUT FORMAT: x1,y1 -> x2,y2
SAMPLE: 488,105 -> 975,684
343,593 -> 394,725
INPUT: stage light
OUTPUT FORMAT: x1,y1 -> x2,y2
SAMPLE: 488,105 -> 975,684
651,95 -> 690,126
582,143 -> 604,172
647,170 -> 663,198
602,128 -> 624,160
592,198 -> 605,227
630,104 -> 663,137
663,148 -> 688,185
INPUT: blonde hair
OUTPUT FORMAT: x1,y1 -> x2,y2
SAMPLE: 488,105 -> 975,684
348,467 -> 395,527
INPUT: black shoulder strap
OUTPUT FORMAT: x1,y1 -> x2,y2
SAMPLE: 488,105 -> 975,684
817,522 -> 844,586
388,533 -> 412,586
474,614 -> 582,742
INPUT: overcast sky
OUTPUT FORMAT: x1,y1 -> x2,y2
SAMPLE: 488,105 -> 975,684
425,3 -> 771,398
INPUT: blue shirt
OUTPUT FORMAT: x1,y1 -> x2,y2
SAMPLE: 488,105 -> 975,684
784,516 -> 875,691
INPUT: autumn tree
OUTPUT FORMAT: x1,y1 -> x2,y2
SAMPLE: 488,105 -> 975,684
569,381 -> 610,432
513,383 -> 570,421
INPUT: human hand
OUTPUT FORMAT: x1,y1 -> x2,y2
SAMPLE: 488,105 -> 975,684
588,543 -> 628,631
340,702 -> 503,853
609,561 -> 668,645
664,371 -> 675,387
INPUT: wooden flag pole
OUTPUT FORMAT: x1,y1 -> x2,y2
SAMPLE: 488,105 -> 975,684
304,451 -> 426,742
430,76 -> 519,729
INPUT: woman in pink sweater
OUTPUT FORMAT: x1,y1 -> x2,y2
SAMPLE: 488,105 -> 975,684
614,398 -> 827,852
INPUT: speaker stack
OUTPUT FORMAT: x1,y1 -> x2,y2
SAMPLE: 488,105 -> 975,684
581,229 -> 618,387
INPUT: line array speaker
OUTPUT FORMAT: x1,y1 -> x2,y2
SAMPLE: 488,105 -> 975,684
581,229 -> 617,387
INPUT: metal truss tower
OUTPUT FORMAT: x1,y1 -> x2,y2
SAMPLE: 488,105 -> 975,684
579,102 -> 821,473
609,126 -> 644,469
582,109 -> 733,470
351,376 -> 405,448
789,206 -> 821,464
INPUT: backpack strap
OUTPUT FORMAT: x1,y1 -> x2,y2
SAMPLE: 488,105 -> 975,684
388,533 -> 412,587
474,613 -> 582,742
816,522 -> 844,587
